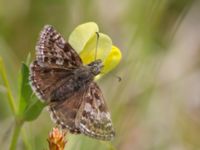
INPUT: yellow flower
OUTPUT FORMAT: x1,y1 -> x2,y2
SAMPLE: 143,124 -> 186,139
47,128 -> 67,150
68,22 -> 122,80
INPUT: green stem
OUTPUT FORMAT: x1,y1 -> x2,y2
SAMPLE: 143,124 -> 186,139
21,128 -> 32,150
9,120 -> 24,150
0,58 -> 28,149
0,57 -> 17,115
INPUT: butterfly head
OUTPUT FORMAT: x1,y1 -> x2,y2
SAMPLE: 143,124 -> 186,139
88,59 -> 103,76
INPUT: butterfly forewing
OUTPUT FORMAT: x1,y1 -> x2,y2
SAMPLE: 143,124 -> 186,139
29,25 -> 115,141
36,25 -> 82,67
30,25 -> 83,101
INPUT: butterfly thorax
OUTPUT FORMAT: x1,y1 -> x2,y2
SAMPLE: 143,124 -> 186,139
49,59 -> 103,102
73,59 -> 103,89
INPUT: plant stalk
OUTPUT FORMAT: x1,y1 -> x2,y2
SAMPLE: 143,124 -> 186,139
9,120 -> 24,150
0,57 -> 17,115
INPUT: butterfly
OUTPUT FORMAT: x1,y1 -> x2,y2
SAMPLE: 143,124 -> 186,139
29,25 -> 115,141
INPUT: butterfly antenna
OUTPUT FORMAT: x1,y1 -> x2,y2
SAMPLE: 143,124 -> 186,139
95,32 -> 100,61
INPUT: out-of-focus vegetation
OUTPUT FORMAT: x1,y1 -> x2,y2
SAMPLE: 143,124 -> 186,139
1,0 -> 200,150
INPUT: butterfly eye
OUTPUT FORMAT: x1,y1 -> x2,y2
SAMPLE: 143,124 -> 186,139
91,67 -> 100,75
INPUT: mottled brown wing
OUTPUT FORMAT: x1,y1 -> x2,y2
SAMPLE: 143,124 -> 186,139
29,25 -> 82,102
76,82 -> 115,141
48,88 -> 87,134
30,61 -> 74,101
36,25 -> 82,68
49,82 -> 115,140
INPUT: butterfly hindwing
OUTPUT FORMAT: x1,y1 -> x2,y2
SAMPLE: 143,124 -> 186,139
48,82 -> 115,140
76,82 -> 115,140
48,88 -> 86,134
29,61 -> 73,101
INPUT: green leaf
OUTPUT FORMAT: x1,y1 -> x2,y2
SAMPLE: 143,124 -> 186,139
25,53 -> 32,66
23,96 -> 45,121
68,22 -> 99,53
18,63 -> 32,115
18,63 -> 45,121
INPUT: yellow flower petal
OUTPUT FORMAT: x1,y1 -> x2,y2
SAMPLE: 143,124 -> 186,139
68,22 -> 99,53
95,45 -> 122,80
68,22 -> 122,80
79,32 -> 112,64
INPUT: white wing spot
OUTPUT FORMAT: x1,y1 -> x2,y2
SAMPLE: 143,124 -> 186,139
84,103 -> 92,112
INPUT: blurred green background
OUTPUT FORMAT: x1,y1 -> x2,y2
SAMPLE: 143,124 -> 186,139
1,0 -> 200,149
